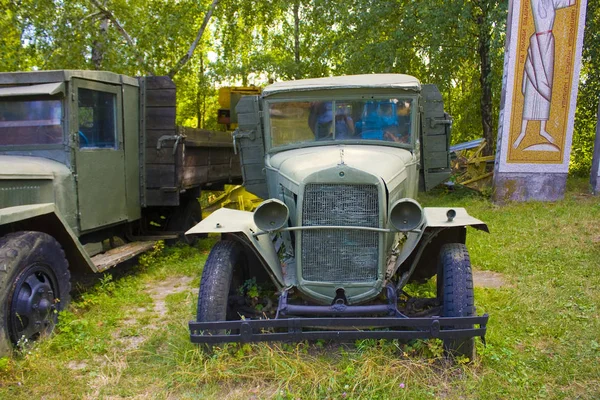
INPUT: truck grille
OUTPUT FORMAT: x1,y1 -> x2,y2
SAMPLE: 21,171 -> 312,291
301,184 -> 379,283
0,181 -> 48,208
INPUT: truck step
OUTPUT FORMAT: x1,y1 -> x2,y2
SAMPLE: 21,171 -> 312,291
91,241 -> 157,272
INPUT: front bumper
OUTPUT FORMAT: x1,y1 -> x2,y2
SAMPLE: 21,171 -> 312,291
189,285 -> 488,344
189,314 -> 488,344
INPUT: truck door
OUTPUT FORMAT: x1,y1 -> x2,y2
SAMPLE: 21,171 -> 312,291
420,84 -> 453,191
234,95 -> 268,199
72,79 -> 128,231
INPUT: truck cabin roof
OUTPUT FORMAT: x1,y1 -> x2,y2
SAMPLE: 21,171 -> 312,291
262,74 -> 421,97
0,70 -> 139,87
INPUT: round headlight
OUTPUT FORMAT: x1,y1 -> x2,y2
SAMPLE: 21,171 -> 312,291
253,199 -> 290,232
389,199 -> 423,232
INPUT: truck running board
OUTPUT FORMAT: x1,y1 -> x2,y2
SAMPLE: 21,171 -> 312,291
91,241 -> 157,272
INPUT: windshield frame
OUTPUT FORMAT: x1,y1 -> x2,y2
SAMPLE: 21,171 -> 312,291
0,94 -> 66,151
263,90 -> 419,154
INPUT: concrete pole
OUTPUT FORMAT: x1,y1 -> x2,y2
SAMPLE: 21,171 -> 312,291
591,99 -> 600,194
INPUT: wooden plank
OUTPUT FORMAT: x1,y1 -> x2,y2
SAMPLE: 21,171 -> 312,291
182,147 -> 210,167
145,189 -> 179,206
146,164 -> 175,188
146,89 -> 176,107
145,148 -> 177,164
91,241 -> 156,272
180,163 -> 242,188
143,76 -> 176,90
146,107 -> 176,130
182,166 -> 209,187
177,127 -> 234,147
209,147 -> 236,163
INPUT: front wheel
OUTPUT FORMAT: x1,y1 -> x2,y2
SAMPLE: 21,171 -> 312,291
437,243 -> 475,361
0,232 -> 71,356
196,240 -> 246,335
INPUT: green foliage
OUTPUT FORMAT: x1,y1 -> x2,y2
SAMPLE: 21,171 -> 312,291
238,277 -> 261,299
571,1 -> 600,175
138,240 -> 164,269
1,1 -> 597,171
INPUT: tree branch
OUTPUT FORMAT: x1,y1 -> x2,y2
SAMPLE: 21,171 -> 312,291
167,0 -> 218,79
88,0 -> 151,74
81,11 -> 105,22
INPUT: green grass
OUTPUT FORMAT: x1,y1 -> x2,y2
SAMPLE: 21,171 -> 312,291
1,178 -> 599,399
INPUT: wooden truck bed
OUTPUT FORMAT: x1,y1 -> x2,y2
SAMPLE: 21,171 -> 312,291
141,76 -> 242,207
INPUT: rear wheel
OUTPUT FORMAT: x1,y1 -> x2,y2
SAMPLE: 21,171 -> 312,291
196,240 -> 246,335
437,243 -> 475,361
167,196 -> 204,245
0,232 -> 71,356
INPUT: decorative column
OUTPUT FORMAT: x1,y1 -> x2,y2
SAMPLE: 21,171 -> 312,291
493,0 -> 588,202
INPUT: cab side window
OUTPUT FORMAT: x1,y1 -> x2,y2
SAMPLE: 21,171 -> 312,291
78,88 -> 117,149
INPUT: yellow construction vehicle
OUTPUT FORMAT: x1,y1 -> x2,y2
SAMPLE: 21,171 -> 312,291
217,86 -> 262,130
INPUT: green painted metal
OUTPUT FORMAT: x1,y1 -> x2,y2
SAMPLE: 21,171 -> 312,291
0,82 -> 65,97
0,203 -> 97,272
122,84 -> 141,221
234,95 -> 268,199
71,78 -> 128,232
195,74 -> 487,305
0,69 -> 241,277
420,84 -> 453,191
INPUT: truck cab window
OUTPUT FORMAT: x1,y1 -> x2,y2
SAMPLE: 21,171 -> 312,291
0,99 -> 63,146
268,98 -> 414,149
78,88 -> 116,149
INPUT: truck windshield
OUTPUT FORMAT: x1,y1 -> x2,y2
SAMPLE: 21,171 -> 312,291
0,99 -> 63,146
268,98 -> 414,149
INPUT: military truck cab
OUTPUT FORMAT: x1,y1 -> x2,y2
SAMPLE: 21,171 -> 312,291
0,70 -> 240,355
0,71 -> 141,237
188,74 -> 489,360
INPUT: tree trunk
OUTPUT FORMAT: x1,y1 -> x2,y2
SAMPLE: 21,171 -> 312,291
197,56 -> 205,128
477,7 -> 494,156
91,15 -> 108,69
294,0 -> 300,78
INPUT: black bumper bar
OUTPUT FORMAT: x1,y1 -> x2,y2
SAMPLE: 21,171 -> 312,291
189,314 -> 489,344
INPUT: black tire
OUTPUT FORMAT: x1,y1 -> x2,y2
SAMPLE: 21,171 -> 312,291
0,232 -> 71,356
437,243 -> 475,360
167,196 -> 204,245
196,240 -> 245,335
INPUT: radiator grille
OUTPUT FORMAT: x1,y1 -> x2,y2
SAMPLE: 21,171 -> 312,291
301,184 -> 379,283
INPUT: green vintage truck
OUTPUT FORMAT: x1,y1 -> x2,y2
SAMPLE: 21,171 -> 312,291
188,74 -> 489,359
0,70 -> 240,355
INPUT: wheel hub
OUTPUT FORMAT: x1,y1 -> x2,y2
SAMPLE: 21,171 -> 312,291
9,264 -> 59,344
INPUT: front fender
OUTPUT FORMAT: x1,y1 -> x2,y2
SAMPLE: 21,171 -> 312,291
0,203 -> 96,273
393,207 -> 488,276
422,207 -> 488,232
186,208 -> 284,287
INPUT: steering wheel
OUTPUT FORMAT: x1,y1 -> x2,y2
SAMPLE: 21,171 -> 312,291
78,131 -> 89,147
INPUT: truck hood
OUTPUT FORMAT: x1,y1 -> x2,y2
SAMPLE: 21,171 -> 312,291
267,145 -> 416,190
0,155 -> 71,180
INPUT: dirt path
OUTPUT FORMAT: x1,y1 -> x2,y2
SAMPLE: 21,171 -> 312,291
473,270 -> 508,289
112,275 -> 195,352
145,275 -> 195,317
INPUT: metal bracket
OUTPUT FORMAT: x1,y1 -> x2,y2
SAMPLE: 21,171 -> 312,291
156,134 -> 186,155
233,128 -> 256,154
429,118 -> 452,128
